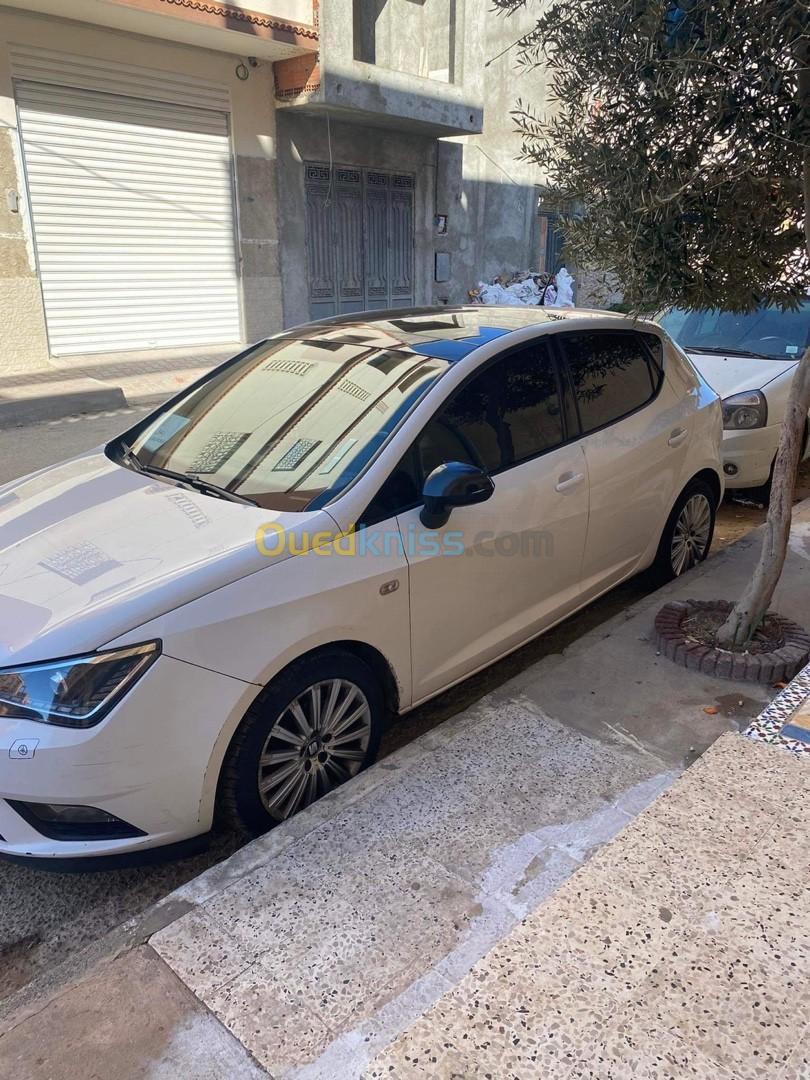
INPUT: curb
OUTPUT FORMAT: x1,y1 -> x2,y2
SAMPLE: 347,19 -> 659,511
655,599 -> 810,683
0,385 -> 127,429
0,345 -> 239,428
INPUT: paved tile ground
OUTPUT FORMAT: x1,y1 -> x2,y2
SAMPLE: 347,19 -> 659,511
151,699 -> 676,1078
0,343 -> 238,422
5,731 -> 807,1079
0,946 -> 264,1079
366,734 -> 810,1080
51,344 -> 239,403
747,660 -> 810,756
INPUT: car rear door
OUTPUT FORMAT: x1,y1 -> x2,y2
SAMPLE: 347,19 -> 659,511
555,328 -> 693,597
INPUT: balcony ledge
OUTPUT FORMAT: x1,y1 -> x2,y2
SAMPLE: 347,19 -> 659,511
276,65 -> 484,138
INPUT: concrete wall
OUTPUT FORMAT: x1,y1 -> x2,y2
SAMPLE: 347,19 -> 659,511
576,269 -> 624,310
354,0 -> 456,83
0,123 -> 50,373
0,1 -> 603,379
279,2 -> 560,320
229,0 -> 314,22
432,3 -> 553,305
312,0 -> 484,136
0,7 -> 284,372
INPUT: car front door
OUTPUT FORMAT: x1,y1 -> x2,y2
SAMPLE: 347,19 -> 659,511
363,339 -> 590,703
556,329 -> 693,596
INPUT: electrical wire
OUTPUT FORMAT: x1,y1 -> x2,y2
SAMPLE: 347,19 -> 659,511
484,31 -> 527,67
324,113 -> 334,207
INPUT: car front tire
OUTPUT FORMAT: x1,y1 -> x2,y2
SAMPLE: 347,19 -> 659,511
219,649 -> 384,835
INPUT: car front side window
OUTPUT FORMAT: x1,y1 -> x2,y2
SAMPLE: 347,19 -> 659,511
361,340 -> 564,525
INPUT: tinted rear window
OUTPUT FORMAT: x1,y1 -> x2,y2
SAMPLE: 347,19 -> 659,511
560,331 -> 661,435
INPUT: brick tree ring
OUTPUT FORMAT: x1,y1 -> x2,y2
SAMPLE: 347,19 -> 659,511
655,600 -> 810,683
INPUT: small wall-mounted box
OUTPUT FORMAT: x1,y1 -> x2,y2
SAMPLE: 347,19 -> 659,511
435,251 -> 451,283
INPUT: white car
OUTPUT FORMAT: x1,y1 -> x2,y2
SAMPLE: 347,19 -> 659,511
658,301 -> 810,489
0,308 -> 722,864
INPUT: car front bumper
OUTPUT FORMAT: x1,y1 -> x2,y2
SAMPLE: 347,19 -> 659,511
0,654 -> 254,861
721,424 -> 781,489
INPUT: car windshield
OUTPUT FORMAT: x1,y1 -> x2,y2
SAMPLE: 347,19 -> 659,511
659,301 -> 810,361
114,335 -> 449,511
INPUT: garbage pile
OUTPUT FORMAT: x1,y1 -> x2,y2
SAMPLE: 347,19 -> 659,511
469,267 -> 575,308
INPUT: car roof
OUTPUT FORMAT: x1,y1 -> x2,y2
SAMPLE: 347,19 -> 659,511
277,305 -> 642,363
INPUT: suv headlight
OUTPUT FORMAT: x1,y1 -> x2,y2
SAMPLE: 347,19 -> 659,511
721,390 -> 767,430
0,641 -> 160,728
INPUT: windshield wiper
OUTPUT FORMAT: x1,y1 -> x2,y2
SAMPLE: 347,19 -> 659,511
117,441 -> 258,506
683,345 -> 776,360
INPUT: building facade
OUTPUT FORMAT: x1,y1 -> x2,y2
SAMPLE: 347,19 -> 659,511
0,0 -> 568,374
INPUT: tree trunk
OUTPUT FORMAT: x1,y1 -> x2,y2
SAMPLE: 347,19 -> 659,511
716,96 -> 810,649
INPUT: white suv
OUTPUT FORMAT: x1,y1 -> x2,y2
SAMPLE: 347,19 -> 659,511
0,307 -> 722,863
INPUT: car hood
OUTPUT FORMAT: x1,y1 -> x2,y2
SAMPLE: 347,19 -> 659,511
687,351 -> 797,398
0,451 -> 336,666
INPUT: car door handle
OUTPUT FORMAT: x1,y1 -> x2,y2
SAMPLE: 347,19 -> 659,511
555,471 -> 585,493
668,427 -> 688,448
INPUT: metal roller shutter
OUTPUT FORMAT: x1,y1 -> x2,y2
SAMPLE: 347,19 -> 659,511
15,80 -> 242,355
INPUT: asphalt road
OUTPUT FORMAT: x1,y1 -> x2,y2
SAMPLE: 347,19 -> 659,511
0,407 -> 804,1003
0,407 -> 151,485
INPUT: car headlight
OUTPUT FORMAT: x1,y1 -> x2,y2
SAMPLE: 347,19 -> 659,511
721,390 -> 767,430
0,641 -> 160,728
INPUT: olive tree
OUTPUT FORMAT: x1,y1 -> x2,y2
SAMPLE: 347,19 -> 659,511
495,0 -> 809,647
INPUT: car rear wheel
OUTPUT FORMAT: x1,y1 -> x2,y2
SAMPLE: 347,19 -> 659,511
652,478 -> 717,584
219,650 -> 384,835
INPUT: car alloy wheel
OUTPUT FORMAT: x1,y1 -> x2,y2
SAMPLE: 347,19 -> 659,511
670,492 -> 712,576
220,650 -> 384,836
257,679 -> 372,821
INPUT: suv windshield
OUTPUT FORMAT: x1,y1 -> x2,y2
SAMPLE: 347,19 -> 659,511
113,336 -> 449,511
659,300 -> 810,361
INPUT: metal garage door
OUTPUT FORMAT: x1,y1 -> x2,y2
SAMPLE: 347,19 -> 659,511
15,80 -> 241,355
305,164 -> 415,320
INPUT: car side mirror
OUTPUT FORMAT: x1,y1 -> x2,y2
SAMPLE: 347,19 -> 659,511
419,461 -> 494,529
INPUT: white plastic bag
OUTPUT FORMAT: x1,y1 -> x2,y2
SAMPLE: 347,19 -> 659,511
551,267 -> 574,308
506,278 -> 541,305
476,282 -> 525,306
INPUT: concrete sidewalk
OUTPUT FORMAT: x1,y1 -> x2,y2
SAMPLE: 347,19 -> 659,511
1,507 -> 809,1079
367,732 -> 810,1080
0,343 -> 238,428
